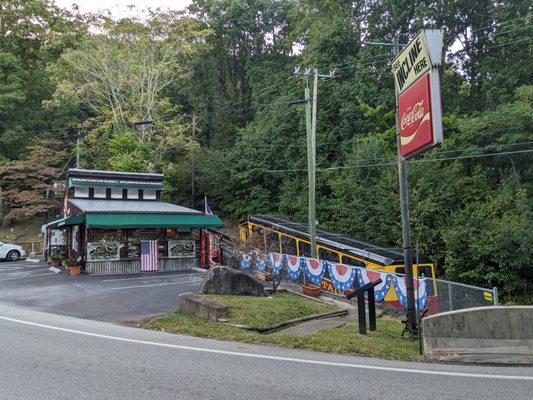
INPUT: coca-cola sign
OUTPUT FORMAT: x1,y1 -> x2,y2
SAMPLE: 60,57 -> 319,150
398,72 -> 439,157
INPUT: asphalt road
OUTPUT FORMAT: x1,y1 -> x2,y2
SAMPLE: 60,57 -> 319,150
0,260 -> 532,399
0,259 -> 204,321
0,303 -> 532,400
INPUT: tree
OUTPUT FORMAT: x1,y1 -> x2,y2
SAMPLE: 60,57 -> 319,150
0,139 -> 68,226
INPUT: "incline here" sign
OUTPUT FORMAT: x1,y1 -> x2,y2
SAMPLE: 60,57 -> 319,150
392,30 -> 443,94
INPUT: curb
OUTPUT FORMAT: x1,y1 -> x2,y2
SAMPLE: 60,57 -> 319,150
225,308 -> 349,334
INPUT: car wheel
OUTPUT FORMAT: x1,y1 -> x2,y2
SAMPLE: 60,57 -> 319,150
7,251 -> 20,261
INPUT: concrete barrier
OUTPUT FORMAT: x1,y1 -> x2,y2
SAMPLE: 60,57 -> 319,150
179,292 -> 229,321
422,306 -> 533,364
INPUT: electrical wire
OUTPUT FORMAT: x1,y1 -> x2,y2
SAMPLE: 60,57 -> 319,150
264,148 -> 533,174
444,15 -> 532,40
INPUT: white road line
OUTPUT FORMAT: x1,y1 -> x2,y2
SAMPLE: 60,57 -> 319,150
0,272 -> 55,282
102,274 -> 200,282
110,279 -> 204,290
0,315 -> 531,381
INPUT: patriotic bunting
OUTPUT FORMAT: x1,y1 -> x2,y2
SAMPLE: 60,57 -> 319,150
302,257 -> 327,285
327,263 -> 358,292
271,252 -> 285,277
285,255 -> 302,280
256,256 -> 266,271
356,269 -> 394,302
238,250 -> 428,312
240,252 -> 251,269
391,275 -> 428,310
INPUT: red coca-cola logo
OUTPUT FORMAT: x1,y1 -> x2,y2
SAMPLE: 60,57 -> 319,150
401,100 -> 425,130
398,73 -> 434,157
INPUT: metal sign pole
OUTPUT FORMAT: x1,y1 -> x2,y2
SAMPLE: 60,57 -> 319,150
307,71 -> 317,259
393,37 -> 417,334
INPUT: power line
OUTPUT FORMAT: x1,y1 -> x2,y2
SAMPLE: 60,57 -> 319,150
264,148 -> 533,174
443,15 -> 532,42
193,96 -> 294,118
190,77 -> 296,116
450,36 -> 532,55
409,149 -> 533,164
475,24 -> 532,41
485,36 -> 533,49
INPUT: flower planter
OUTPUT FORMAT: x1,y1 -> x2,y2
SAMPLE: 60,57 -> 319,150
301,284 -> 322,297
257,271 -> 274,282
68,265 -> 81,276
50,258 -> 61,267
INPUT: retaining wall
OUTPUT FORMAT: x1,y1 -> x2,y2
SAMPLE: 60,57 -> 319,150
422,306 -> 533,364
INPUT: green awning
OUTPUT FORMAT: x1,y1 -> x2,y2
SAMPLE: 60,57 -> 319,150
85,213 -> 223,229
58,214 -> 86,227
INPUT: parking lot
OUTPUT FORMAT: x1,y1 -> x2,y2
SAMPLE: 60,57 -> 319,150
0,259 -> 205,322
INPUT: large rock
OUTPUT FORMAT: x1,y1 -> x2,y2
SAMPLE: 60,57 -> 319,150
200,266 -> 265,296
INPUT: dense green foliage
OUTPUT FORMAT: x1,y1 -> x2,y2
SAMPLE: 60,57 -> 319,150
0,0 -> 531,300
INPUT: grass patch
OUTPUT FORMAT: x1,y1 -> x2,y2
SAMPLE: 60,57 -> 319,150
144,293 -> 420,361
204,292 -> 337,328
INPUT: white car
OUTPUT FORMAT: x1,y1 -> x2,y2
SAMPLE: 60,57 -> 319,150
0,241 -> 27,261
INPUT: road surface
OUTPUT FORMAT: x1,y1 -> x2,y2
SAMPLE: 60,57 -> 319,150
0,259 -> 204,321
0,303 -> 531,400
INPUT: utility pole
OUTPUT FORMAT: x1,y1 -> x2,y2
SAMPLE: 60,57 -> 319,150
76,135 -> 80,168
191,115 -> 197,209
293,67 -> 335,259
393,36 -> 417,334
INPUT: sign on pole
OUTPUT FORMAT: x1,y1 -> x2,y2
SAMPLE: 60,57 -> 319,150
390,29 -> 443,335
392,30 -> 444,94
393,29 -> 444,158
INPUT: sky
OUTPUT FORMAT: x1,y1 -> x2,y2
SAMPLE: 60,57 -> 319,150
55,0 -> 193,19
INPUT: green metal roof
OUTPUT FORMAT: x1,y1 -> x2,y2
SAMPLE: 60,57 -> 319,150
55,212 -> 223,229
85,213 -> 223,229
58,214 -> 86,227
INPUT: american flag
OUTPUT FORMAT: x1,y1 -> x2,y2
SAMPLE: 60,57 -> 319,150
140,240 -> 158,271
204,195 -> 213,215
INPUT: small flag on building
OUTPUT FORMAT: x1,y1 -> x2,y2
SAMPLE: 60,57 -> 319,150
140,240 -> 158,271
204,196 -> 213,215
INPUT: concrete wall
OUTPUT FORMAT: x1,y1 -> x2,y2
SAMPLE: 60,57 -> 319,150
422,306 -> 533,364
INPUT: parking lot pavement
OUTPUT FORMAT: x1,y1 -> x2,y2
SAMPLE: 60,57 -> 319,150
0,259 -> 205,322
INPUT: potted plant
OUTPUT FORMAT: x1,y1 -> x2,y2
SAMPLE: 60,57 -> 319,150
257,270 -> 274,282
49,254 -> 62,267
301,283 -> 322,297
62,257 -> 81,276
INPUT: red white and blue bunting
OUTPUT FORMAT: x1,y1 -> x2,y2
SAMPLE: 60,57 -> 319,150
241,252 -> 251,269
270,252 -> 285,277
391,275 -> 428,310
255,252 -> 267,271
302,257 -> 327,285
356,269 -> 394,302
239,250 -> 428,311
286,255 -> 302,280
327,263 -> 358,292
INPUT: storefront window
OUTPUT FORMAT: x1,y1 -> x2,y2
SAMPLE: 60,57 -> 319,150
86,227 -> 197,261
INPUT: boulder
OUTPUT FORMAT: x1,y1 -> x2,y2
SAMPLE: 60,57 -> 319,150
200,265 -> 265,296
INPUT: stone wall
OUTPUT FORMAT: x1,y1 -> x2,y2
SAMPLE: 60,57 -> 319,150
422,306 -> 533,364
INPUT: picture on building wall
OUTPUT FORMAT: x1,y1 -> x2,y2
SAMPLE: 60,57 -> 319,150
168,240 -> 196,258
87,241 -> 120,261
